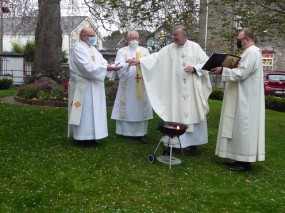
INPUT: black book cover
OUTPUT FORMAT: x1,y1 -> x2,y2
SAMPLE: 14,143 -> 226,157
202,53 -> 241,71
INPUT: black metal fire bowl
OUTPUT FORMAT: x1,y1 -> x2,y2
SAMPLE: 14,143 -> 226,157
157,121 -> 188,138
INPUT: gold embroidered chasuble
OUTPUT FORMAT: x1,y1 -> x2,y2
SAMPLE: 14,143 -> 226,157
140,40 -> 212,132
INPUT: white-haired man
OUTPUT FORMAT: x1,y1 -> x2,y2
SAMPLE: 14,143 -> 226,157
128,25 -> 212,156
110,31 -> 153,144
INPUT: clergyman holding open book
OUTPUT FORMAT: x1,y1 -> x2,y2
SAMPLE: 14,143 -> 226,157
211,28 -> 265,172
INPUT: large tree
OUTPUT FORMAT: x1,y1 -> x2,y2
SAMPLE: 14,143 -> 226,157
84,0 -> 199,35
31,0 -> 62,82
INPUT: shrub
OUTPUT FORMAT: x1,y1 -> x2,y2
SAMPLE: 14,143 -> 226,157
17,84 -> 39,99
17,79 -> 68,102
265,95 -> 285,112
209,88 -> 284,112
11,42 -> 24,54
209,87 -> 224,100
61,51 -> 68,63
51,70 -> 69,85
24,40 -> 36,62
0,78 -> 13,90
12,40 -> 68,63
12,40 -> 35,62
105,79 -> 118,102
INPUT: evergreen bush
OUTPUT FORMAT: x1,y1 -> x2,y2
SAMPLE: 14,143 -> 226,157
265,95 -> 285,112
209,87 -> 224,100
105,79 -> 118,104
17,84 -> 38,99
0,78 -> 13,90
24,40 -> 36,62
61,51 -> 68,63
12,41 -> 68,63
209,87 -> 285,112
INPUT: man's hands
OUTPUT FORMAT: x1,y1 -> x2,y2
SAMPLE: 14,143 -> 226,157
126,58 -> 140,66
211,67 -> 223,75
108,57 -> 140,70
184,66 -> 196,73
107,63 -> 121,71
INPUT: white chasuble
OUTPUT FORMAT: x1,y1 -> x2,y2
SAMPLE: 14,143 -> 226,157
111,46 -> 153,136
111,46 -> 153,121
140,41 -> 211,126
140,41 -> 212,147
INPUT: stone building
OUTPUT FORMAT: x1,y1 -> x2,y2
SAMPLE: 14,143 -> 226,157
197,0 -> 285,71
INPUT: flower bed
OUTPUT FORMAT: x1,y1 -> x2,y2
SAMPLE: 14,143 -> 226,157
16,78 -> 68,106
15,78 -> 119,107
14,96 -> 67,107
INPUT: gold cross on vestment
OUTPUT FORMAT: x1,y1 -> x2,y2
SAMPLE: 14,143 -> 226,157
135,74 -> 142,83
74,101 -> 82,108
181,53 -> 186,59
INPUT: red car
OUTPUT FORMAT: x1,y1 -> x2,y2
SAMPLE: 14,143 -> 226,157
263,71 -> 285,96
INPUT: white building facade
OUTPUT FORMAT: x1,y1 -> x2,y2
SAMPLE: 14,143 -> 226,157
3,16 -> 104,55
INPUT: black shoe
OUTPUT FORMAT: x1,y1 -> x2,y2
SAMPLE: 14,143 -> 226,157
224,161 -> 239,167
76,140 -> 99,147
138,136 -> 147,144
75,140 -> 88,147
227,162 -> 251,172
185,146 -> 198,156
93,140 -> 101,145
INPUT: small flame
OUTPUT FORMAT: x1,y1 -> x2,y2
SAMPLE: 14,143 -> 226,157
177,126 -> 180,130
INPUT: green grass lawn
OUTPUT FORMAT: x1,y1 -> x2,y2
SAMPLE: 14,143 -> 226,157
0,89 -> 285,212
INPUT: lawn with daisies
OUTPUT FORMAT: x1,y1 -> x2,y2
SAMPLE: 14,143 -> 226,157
0,89 -> 284,212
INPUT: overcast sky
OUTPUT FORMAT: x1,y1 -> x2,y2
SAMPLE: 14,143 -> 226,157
61,0 -> 90,16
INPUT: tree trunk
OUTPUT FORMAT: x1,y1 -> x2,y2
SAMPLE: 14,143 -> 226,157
31,0 -> 62,82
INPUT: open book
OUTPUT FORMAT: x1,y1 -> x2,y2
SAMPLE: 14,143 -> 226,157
202,53 -> 241,71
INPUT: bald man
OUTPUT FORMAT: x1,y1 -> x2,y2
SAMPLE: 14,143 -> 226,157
68,27 -> 122,146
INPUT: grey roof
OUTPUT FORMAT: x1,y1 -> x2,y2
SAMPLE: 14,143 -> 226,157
1,51 -> 24,57
3,16 -> 88,35
61,16 -> 88,34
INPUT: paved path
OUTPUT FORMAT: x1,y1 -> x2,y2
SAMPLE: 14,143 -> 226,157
1,96 -> 68,107
1,96 -> 23,105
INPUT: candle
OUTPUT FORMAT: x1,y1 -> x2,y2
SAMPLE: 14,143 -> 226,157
136,51 -> 141,59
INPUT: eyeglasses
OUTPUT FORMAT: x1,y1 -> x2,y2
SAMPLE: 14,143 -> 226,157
84,34 -> 95,37
237,37 -> 247,41
172,33 -> 184,38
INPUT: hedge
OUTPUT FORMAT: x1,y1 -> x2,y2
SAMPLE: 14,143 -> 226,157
0,78 -> 13,90
209,87 -> 284,112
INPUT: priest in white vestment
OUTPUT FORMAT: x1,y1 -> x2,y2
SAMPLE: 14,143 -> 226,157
211,28 -> 265,172
109,31 -> 153,143
128,25 -> 212,156
68,27 -> 122,146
